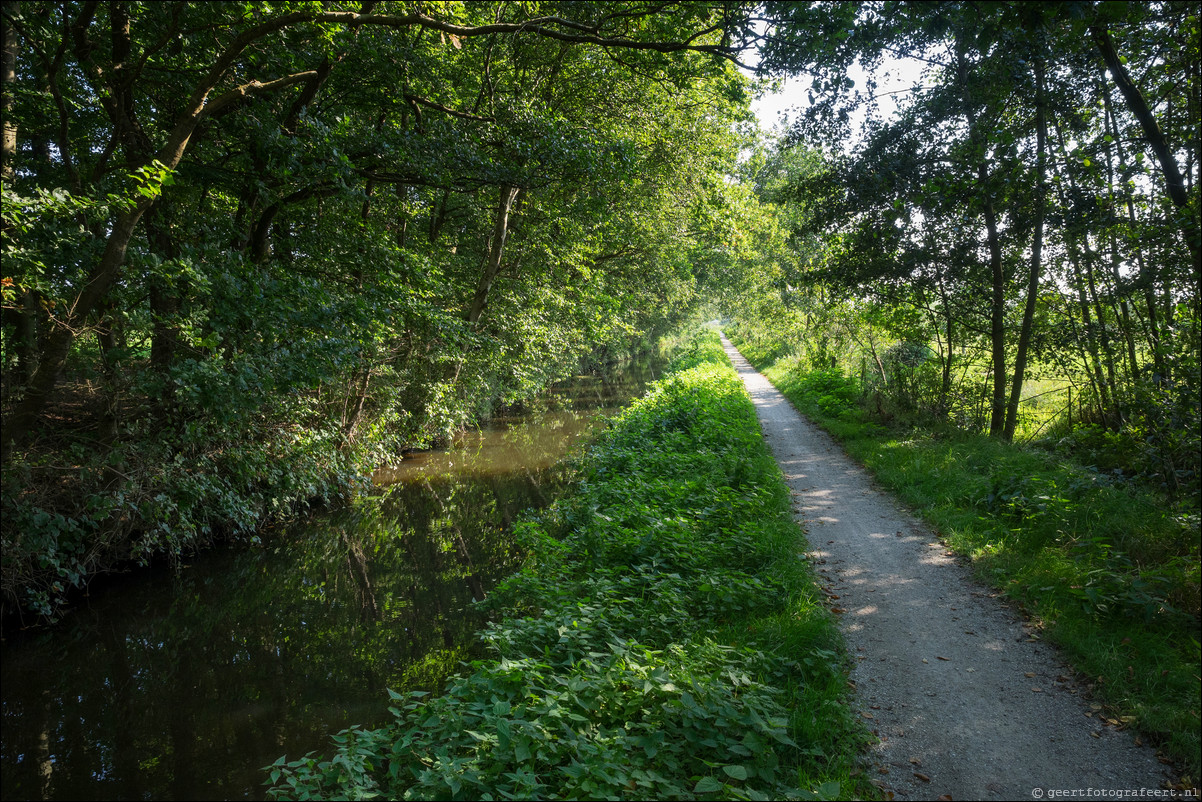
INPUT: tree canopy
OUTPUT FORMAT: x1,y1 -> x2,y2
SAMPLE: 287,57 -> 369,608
1,0 -> 763,615
736,0 -> 1198,466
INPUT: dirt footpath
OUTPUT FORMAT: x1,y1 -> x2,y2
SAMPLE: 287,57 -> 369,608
721,334 -> 1172,801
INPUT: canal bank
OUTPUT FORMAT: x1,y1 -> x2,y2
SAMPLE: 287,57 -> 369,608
0,356 -> 663,801
264,330 -> 872,800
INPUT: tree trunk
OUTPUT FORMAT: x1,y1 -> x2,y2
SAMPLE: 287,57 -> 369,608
956,44 -> 1008,438
1067,235 -> 1114,425
3,204 -> 148,462
1,0 -> 17,179
342,364 -> 373,440
934,268 -> 956,414
1108,231 -> 1140,383
1081,236 -> 1122,425
144,203 -> 181,379
1102,80 -> 1166,382
466,183 -> 520,323
1091,24 -> 1201,280
1003,57 -> 1047,442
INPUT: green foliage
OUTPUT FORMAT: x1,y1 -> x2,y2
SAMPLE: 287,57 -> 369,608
264,330 -> 869,800
1,2 -> 762,619
795,370 -> 860,420
741,0 -> 1201,461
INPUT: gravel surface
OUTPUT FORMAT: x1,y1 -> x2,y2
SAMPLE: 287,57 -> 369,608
721,334 -> 1173,801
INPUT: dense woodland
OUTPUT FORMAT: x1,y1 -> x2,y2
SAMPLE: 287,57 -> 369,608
738,1 -> 1199,469
1,1 -> 766,617
1,1 -> 1198,627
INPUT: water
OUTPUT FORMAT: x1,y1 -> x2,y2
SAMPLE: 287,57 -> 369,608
0,357 -> 660,800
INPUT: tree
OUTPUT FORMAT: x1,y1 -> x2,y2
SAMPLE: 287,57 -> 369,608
1,1 -> 762,617
748,0 -> 1199,442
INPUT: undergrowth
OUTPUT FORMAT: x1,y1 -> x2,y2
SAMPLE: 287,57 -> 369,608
728,329 -> 1201,784
263,329 -> 873,800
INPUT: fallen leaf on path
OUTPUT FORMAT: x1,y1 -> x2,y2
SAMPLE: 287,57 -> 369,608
914,772 -> 931,782
922,658 -> 929,664
1025,672 -> 1037,678
1031,687 -> 1042,692
909,758 -> 922,766
1090,731 -> 1101,738
831,607 -> 846,614
937,796 -> 954,801
861,712 -> 875,719
936,656 -> 950,661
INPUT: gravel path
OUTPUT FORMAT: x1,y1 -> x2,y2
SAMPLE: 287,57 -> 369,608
721,334 -> 1172,801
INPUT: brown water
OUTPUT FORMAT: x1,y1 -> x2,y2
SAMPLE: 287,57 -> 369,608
0,357 -> 661,801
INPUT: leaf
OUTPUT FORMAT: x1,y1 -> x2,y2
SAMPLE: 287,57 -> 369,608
722,765 -> 749,780
694,776 -> 725,793
816,781 -> 842,798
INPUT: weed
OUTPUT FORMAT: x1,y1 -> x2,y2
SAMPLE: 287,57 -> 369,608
264,330 -> 871,800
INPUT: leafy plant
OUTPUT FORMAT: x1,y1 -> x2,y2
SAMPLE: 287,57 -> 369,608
264,329 -> 868,800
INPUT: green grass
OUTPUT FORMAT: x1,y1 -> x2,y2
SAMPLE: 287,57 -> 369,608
732,332 -> 1201,785
264,329 -> 874,800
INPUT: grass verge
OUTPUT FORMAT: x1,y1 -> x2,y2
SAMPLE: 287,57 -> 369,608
730,337 -> 1200,785
264,329 -> 873,800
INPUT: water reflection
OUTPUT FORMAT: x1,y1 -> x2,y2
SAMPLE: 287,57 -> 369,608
0,357 -> 660,801
376,367 -> 656,483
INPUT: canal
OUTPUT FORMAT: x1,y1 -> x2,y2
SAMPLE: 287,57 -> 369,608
0,357 -> 661,800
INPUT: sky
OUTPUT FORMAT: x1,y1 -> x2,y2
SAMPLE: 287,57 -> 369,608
749,57 -> 932,144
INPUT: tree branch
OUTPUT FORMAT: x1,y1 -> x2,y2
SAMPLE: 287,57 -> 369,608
200,71 -> 319,118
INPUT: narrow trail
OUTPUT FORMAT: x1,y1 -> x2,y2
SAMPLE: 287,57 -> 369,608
720,334 -> 1171,801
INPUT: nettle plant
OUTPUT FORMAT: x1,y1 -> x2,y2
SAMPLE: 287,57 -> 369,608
266,332 -> 850,801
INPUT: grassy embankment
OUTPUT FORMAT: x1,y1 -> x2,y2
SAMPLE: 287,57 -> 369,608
727,329 -> 1201,784
266,329 -> 873,800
